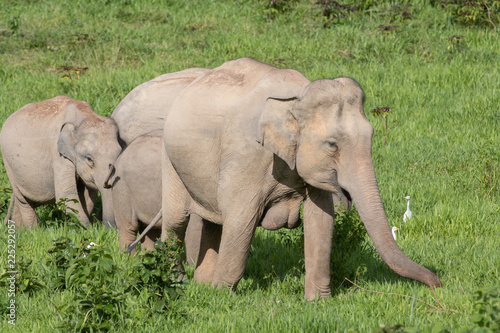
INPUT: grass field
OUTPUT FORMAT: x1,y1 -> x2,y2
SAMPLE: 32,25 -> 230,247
0,0 -> 499,332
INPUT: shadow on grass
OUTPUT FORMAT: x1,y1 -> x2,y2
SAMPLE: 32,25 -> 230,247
242,227 -> 439,296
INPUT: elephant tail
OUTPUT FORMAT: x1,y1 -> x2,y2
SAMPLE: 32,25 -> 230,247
103,164 -> 116,189
126,210 -> 162,253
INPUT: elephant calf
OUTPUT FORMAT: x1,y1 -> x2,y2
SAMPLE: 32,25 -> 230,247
104,130 -> 204,260
104,131 -> 164,251
0,95 -> 122,228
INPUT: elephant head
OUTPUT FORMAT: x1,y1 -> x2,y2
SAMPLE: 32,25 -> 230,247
258,78 -> 441,289
57,118 -> 122,228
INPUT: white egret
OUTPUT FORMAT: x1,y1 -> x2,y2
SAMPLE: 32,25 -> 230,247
391,226 -> 400,240
403,195 -> 412,223
85,242 -> 99,250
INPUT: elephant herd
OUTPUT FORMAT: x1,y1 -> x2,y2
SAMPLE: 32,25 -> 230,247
0,58 -> 441,299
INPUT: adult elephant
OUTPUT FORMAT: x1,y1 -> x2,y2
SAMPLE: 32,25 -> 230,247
161,58 -> 442,300
109,66 -> 349,262
109,68 -> 209,262
0,96 -> 121,228
111,67 -> 209,146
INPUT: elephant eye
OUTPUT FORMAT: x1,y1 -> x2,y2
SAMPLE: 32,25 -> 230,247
326,141 -> 339,152
86,154 -> 94,164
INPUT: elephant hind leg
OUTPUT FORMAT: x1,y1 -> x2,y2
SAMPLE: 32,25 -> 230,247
194,219 -> 222,284
116,205 -> 140,253
141,225 -> 161,251
3,162 -> 38,227
11,192 -> 38,228
118,224 -> 139,253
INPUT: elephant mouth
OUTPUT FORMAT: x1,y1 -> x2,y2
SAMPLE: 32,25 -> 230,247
341,188 -> 351,202
339,187 -> 352,212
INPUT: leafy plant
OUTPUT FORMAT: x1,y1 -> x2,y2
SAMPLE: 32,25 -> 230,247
331,207 -> 368,287
439,0 -> 500,30
0,257 -> 45,295
128,239 -> 185,303
262,0 -> 299,20
446,34 -> 466,50
378,3 -> 413,22
370,107 -> 398,145
8,16 -> 20,35
46,237 -> 82,290
56,65 -> 89,94
40,197 -> 86,229
0,183 -> 12,219
316,0 -> 359,27
471,284 -> 500,331
58,244 -> 125,331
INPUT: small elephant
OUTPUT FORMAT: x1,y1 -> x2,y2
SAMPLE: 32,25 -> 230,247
103,130 -> 204,262
111,67 -> 209,146
0,95 -> 122,228
161,58 -> 442,300
104,131 -> 163,252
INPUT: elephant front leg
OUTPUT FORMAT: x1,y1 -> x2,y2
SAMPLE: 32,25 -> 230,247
211,211 -> 259,291
54,159 -> 90,227
303,186 -> 335,300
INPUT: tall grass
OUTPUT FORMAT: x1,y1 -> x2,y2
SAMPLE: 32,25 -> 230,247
0,0 -> 499,331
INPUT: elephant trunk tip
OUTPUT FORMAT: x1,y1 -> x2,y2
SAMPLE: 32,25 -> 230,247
382,250 -> 442,290
103,164 -> 115,189
425,274 -> 442,289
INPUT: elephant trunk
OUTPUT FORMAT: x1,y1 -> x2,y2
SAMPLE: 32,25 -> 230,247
100,189 -> 116,228
103,164 -> 115,189
344,160 -> 442,288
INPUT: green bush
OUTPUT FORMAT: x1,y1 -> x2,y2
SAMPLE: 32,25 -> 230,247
331,207 -> 368,287
438,0 -> 500,29
45,236 -> 185,330
128,240 -> 185,303
0,257 -> 45,296
471,284 -> 500,331
261,0 -> 299,20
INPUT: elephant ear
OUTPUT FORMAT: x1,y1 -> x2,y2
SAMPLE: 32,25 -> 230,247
57,122 -> 77,164
257,97 -> 299,170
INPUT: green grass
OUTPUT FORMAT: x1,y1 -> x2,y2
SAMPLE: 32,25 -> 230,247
1,0 -> 499,331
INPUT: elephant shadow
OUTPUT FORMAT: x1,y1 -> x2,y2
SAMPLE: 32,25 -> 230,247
241,228 -> 440,295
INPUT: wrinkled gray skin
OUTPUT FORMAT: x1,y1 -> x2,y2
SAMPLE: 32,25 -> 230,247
0,96 -> 121,228
162,58 -> 442,300
111,68 -> 209,146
